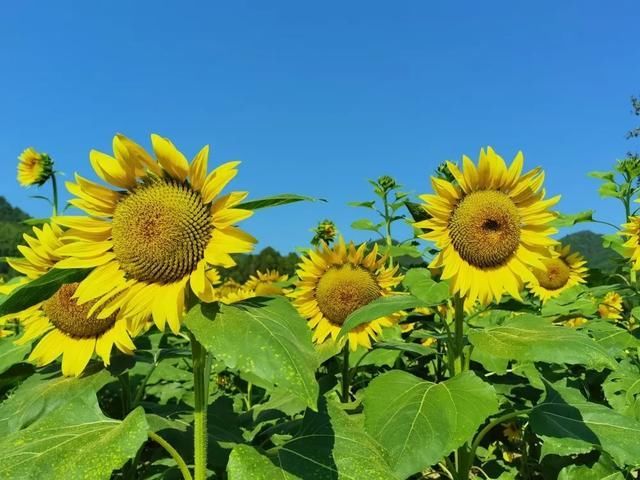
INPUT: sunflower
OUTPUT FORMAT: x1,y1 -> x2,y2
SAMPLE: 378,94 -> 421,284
564,317 -> 588,328
244,269 -> 290,296
4,223 -> 134,376
53,134 -> 256,333
599,292 -> 623,321
291,238 -> 402,350
415,147 -> 560,308
17,147 -> 53,187
621,215 -> 640,270
528,244 -> 588,302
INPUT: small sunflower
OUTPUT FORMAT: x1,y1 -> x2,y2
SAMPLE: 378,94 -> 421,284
291,238 -> 402,351
528,244 -> 588,302
53,134 -> 256,333
415,147 -> 560,308
17,147 -> 53,187
599,292 -> 623,321
621,216 -> 640,270
4,223 -> 134,376
245,269 -> 291,296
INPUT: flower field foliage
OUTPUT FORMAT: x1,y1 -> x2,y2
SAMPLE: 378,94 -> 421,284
1,132 -> 640,480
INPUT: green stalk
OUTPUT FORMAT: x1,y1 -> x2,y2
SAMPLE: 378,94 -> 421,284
50,172 -> 59,217
452,294 -> 465,375
341,344 -> 351,403
118,372 -> 131,417
148,431 -> 193,480
190,333 -> 211,480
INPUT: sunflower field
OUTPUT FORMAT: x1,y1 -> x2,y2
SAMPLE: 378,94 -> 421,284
1,134 -> 639,480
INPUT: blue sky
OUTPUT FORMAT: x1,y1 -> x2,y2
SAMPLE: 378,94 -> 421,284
1,1 -> 638,253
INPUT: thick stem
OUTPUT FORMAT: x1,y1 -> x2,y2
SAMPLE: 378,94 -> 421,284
119,372 -> 131,416
190,334 -> 211,480
50,172 -> 59,217
148,431 -> 193,480
341,344 -> 351,403
452,294 -> 465,375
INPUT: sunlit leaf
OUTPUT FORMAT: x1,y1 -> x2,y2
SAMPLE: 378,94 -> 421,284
237,194 -> 322,211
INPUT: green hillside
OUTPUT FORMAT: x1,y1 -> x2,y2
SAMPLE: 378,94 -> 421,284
0,197 -> 30,277
559,230 -> 621,273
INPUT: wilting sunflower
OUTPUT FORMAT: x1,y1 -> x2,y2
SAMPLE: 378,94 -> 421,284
54,134 -> 256,333
17,147 -> 53,187
415,147 -> 560,308
599,292 -> 623,321
528,244 -> 588,302
291,238 -> 402,350
4,223 -> 134,376
245,269 -> 290,296
621,215 -> 640,270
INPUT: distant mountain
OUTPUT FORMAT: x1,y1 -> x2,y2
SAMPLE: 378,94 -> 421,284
0,196 -> 30,277
560,230 -> 621,273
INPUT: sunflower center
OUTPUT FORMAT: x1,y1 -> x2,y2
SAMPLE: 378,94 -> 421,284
112,180 -> 212,283
43,283 -> 116,338
533,258 -> 571,290
449,190 -> 521,268
315,265 -> 381,325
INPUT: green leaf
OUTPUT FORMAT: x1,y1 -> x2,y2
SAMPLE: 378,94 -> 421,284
347,201 -> 376,209
364,370 -> 498,478
338,295 -> 425,339
551,210 -> 594,228
588,171 -> 616,182
468,314 -> 616,370
530,381 -> 640,466
185,297 -> 319,410
603,363 -> 640,420
0,371 -> 148,479
598,182 -> 620,199
385,244 -> 423,258
350,218 -> 382,232
22,217 -> 50,226
558,454 -> 624,480
401,268 -> 450,305
0,371 -> 111,436
0,340 -> 30,375
228,445 -> 298,479
541,286 -> 598,317
584,320 -> 640,357
0,268 -> 90,316
229,398 -> 397,480
237,194 -> 322,211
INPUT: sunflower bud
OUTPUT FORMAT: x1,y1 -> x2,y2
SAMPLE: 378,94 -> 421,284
377,175 -> 397,193
311,219 -> 337,246
17,147 -> 54,187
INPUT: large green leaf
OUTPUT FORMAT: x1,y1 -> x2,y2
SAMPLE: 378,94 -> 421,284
0,370 -> 111,435
237,194 -> 321,211
530,382 -> 640,467
603,362 -> 640,420
401,268 -> 450,305
0,268 -> 89,316
0,339 -> 30,375
229,398 -> 397,480
338,295 -> 425,339
583,320 -> 640,357
0,371 -> 148,479
467,314 -> 616,370
551,210 -> 594,228
185,297 -> 319,410
558,454 -> 624,480
363,370 -> 498,478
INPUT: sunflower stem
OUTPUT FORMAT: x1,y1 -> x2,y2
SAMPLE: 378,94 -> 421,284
118,372 -> 131,416
50,172 -> 59,217
190,333 -> 211,480
148,431 -> 193,480
452,294 -> 465,375
341,344 -> 351,403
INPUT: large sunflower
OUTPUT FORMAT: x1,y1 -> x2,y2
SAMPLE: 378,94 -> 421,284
415,147 -> 560,308
4,223 -> 134,376
291,238 -> 402,351
528,244 -> 588,302
54,134 -> 256,333
621,215 -> 640,270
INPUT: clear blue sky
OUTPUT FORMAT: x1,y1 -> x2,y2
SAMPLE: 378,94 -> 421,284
1,1 -> 638,253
